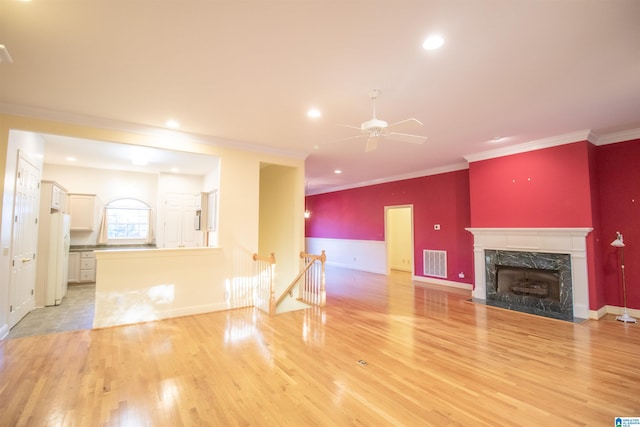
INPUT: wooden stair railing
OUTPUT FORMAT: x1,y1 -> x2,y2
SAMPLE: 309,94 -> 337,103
251,252 -> 276,315
274,250 -> 326,309
252,250 -> 326,315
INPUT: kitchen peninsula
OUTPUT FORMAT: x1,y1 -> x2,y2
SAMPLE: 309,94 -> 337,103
92,246 -> 227,329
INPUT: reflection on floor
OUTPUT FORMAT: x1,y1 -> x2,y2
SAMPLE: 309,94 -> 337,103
7,283 -> 95,339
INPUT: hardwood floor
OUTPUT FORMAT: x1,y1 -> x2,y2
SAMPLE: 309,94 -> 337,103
1,266 -> 638,426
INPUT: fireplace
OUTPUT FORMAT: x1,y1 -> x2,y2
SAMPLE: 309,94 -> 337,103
466,228 -> 592,321
485,250 -> 572,320
496,266 -> 560,301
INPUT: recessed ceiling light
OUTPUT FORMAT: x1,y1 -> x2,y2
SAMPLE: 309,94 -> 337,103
307,108 -> 321,119
65,156 -> 77,162
165,119 -> 180,129
422,35 -> 444,50
334,169 -> 342,174
489,136 -> 506,144
171,167 -> 180,173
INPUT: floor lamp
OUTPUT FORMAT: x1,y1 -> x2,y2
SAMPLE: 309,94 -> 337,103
611,231 -> 636,323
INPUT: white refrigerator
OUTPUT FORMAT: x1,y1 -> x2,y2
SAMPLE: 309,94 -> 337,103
47,213 -> 71,306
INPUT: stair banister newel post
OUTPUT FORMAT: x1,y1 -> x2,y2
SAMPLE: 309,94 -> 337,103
268,252 -> 276,316
319,250 -> 326,307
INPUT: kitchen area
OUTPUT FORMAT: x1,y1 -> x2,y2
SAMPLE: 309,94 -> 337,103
9,181 -> 98,338
7,140 -> 220,338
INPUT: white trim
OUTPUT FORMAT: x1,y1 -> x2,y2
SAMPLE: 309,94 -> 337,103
463,130 -> 592,163
384,204 -> 414,276
413,275 -> 473,291
601,305 -> 640,320
92,301 -> 230,329
306,162 -> 468,196
466,227 -> 593,320
0,324 -> 9,340
589,128 -> 640,146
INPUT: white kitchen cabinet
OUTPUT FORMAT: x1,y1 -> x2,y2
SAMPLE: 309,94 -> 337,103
162,193 -> 202,248
80,251 -> 96,282
69,194 -> 97,231
67,252 -> 80,282
68,251 -> 96,283
206,190 -> 217,232
41,180 -> 68,213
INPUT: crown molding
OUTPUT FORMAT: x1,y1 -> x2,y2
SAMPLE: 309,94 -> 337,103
463,130 -> 592,163
0,102 -> 309,160
306,162 -> 469,196
588,128 -> 640,146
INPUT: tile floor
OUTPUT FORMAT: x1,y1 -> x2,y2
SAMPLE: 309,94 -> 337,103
6,283 -> 95,339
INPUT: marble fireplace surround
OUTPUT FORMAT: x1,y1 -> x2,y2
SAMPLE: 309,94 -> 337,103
466,228 -> 593,320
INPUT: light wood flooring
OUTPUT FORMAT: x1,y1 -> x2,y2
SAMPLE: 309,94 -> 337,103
0,266 -> 638,426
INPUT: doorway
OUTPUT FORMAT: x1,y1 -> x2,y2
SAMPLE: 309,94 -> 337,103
385,205 -> 414,276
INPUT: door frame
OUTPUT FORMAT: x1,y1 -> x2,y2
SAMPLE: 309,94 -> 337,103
384,204 -> 414,276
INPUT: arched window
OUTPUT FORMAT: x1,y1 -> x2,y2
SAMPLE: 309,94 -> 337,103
100,198 -> 152,243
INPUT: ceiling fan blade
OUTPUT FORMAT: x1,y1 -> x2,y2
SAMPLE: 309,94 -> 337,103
338,124 -> 364,131
365,136 -> 379,152
319,133 -> 368,148
385,132 -> 428,144
385,118 -> 423,133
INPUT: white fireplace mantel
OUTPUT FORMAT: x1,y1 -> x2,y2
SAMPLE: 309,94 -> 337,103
466,228 -> 593,319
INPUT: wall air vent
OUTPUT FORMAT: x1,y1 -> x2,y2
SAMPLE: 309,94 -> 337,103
423,249 -> 447,278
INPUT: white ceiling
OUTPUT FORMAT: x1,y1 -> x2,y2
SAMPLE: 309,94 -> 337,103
1,1 -> 639,194
40,133 -> 218,176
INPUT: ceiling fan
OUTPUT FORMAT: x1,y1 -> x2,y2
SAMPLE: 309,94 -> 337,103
334,89 -> 428,152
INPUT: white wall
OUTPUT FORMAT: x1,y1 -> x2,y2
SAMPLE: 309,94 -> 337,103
93,248 -> 227,328
43,164 -> 160,246
306,237 -> 386,274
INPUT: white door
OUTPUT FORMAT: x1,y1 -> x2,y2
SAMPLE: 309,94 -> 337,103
9,151 -> 42,327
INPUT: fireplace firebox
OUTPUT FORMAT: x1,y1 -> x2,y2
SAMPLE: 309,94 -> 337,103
496,265 -> 561,301
485,250 -> 573,321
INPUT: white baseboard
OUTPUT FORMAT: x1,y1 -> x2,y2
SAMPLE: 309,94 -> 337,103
0,324 -> 8,340
413,275 -> 473,291
92,301 -> 230,329
598,305 -> 640,321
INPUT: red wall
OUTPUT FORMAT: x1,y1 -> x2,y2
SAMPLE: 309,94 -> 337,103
469,141 -> 594,227
596,139 -> 640,310
306,170 -> 474,284
306,138 -> 640,311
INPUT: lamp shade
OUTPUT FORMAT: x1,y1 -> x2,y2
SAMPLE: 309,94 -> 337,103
611,231 -> 625,248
